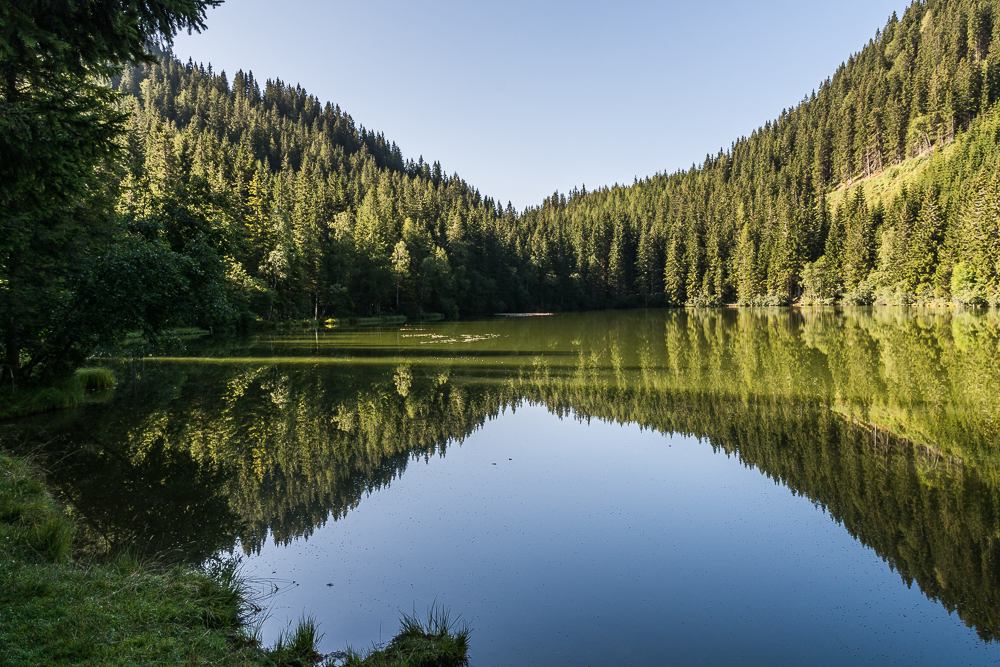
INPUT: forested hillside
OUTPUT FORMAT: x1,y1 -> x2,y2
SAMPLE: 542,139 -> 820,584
111,0 -> 1000,323
5,0 -> 1000,389
113,51 -> 529,322
517,0 -> 1000,309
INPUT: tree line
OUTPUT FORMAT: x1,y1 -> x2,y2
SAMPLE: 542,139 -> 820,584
113,49 -> 529,324
5,0 -> 1000,388
516,0 -> 1000,309
107,0 -> 1000,331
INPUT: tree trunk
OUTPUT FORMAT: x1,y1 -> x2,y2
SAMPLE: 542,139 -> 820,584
2,249 -> 23,384
3,318 -> 20,385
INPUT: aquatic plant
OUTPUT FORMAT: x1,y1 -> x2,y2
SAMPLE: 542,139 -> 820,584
339,606 -> 471,667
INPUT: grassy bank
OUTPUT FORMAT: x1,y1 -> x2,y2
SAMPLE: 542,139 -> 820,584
0,449 -> 471,666
0,449 -> 293,665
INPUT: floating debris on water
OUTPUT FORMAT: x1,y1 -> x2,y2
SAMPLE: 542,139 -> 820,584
413,333 -> 501,344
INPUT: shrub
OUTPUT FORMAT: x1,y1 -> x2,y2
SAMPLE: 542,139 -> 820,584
686,292 -> 723,308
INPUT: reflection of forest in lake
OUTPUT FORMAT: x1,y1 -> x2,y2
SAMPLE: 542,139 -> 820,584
9,308 -> 1000,639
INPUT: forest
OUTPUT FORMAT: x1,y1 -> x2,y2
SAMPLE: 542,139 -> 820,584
4,0 -> 1000,387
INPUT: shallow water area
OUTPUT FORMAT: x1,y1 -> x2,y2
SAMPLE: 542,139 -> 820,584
8,308 -> 1000,665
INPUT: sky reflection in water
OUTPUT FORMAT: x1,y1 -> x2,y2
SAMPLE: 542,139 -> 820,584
249,403 -> 993,666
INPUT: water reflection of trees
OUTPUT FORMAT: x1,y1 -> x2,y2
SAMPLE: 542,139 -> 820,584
14,308 -> 1000,639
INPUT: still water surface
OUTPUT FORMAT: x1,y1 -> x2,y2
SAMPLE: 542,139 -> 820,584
10,308 -> 1000,664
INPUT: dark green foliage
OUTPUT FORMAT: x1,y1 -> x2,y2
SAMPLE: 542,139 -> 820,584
110,52 -> 526,322
0,0 -> 225,389
0,0 -> 219,223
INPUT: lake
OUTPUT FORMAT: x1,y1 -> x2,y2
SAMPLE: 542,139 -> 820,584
8,308 -> 1000,665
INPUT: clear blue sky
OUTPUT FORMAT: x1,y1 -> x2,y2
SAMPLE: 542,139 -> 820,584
172,0 -> 908,209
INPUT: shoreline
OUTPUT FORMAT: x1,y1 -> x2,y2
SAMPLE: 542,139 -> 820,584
0,447 -> 470,666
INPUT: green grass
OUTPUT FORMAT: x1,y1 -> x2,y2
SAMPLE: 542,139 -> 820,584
76,366 -> 116,390
0,450 -> 326,666
0,452 -> 74,564
268,615 -> 327,666
340,606 -> 471,667
825,143 -> 956,212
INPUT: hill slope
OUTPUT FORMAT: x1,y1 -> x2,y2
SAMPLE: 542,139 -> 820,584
112,0 -> 1000,322
515,0 -> 1000,308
